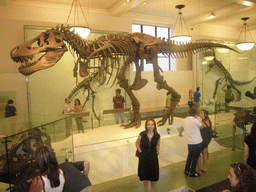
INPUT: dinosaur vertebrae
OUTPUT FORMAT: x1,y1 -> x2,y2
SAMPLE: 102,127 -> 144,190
56,25 -> 236,62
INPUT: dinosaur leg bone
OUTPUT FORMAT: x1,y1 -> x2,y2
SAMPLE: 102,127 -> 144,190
146,46 -> 181,126
117,57 -> 141,128
119,79 -> 141,128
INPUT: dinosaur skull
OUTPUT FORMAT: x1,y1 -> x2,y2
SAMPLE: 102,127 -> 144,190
10,29 -> 67,76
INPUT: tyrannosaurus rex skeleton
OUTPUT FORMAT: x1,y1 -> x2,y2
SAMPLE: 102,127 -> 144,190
10,25 -> 237,128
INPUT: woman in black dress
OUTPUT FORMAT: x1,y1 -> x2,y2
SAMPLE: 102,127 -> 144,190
135,118 -> 160,192
197,110 -> 212,173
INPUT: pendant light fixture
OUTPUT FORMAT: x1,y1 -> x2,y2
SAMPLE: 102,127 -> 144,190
236,17 -> 255,51
170,5 -> 191,45
66,0 -> 91,39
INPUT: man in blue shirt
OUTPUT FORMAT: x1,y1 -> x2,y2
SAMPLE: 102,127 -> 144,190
193,87 -> 202,112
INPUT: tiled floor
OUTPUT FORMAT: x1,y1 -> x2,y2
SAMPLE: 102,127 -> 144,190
93,147 -> 244,192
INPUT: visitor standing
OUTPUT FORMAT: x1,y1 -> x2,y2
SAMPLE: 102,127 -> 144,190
221,84 -> 232,112
197,110 -> 212,173
74,98 -> 84,133
5,99 -> 17,118
179,108 -> 203,177
166,91 -> 172,125
113,89 -> 125,124
135,118 -> 160,192
193,87 -> 201,112
63,98 -> 73,137
188,89 -> 194,108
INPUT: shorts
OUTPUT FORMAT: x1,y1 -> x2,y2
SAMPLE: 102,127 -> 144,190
115,112 -> 125,122
201,142 -> 210,151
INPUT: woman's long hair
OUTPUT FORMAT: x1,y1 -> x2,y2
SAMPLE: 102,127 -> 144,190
250,122 -> 256,137
75,98 -> 81,105
230,162 -> 256,192
35,146 -> 60,188
201,110 -> 212,128
145,118 -> 157,134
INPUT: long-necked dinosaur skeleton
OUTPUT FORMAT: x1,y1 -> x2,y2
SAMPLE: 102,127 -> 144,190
10,25 -> 238,128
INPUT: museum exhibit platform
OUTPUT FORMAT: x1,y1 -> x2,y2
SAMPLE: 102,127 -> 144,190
0,109 -> 249,191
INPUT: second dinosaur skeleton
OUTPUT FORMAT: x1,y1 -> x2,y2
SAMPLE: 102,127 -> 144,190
10,25 -> 238,128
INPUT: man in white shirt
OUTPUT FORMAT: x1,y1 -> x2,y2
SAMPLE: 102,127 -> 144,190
63,98 -> 73,114
179,108 -> 204,177
64,98 -> 73,137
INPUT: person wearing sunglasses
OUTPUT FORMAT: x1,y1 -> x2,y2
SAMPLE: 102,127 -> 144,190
223,162 -> 256,192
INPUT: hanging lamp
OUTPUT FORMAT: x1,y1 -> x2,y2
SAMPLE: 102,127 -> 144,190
170,5 -> 191,45
66,0 -> 91,39
236,17 -> 255,51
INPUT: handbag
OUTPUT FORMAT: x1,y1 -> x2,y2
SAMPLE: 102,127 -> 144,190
187,100 -> 194,107
135,143 -> 142,158
210,130 -> 218,138
36,176 -> 46,192
135,150 -> 140,157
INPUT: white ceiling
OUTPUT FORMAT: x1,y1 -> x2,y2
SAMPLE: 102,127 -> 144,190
2,0 -> 256,30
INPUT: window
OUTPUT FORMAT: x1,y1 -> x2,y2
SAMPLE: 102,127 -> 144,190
132,24 -> 175,71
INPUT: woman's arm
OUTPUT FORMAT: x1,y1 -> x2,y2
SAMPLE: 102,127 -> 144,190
178,127 -> 184,136
135,135 -> 142,153
244,142 -> 249,163
156,138 -> 160,154
29,177 -> 43,192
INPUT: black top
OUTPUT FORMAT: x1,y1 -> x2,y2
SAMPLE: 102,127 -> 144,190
244,135 -> 256,169
200,120 -> 212,145
140,131 -> 160,154
138,131 -> 160,182
5,105 -> 16,117
59,162 -> 91,192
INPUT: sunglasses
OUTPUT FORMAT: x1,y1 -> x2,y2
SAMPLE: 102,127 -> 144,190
234,162 -> 242,174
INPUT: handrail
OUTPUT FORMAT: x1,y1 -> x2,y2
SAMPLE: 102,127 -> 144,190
2,115 -> 69,138
61,135 -> 138,151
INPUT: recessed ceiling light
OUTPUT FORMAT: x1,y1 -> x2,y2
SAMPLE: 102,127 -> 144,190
209,12 -> 215,19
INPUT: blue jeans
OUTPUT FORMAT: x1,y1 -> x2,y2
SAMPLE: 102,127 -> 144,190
185,143 -> 202,174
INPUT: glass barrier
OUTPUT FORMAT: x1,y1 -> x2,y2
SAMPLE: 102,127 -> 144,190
196,40 -> 256,151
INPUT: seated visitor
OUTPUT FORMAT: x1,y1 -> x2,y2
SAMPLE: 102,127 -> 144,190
29,146 -> 65,192
223,162 -> 256,192
59,161 -> 92,192
30,146 -> 92,192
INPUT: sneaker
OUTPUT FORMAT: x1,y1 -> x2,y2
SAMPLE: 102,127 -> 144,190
184,170 -> 189,176
190,172 -> 201,177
